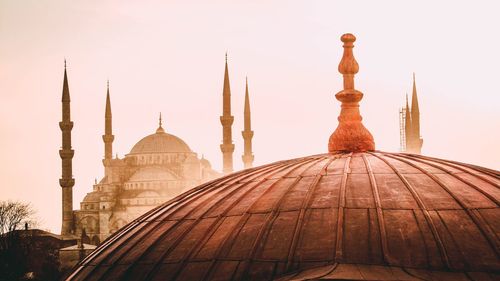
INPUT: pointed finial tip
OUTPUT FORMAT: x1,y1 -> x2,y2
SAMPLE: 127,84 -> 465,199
156,112 -> 165,133
64,58 -> 67,69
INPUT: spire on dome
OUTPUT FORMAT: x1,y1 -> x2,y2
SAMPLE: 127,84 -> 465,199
156,112 -> 165,133
328,33 -> 375,152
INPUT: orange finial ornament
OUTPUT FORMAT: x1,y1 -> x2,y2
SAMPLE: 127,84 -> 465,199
328,33 -> 375,152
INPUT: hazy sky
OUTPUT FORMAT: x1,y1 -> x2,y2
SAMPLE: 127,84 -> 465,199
1,0 -> 499,233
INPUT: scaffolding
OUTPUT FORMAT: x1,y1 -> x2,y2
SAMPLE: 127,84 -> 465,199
399,107 -> 406,152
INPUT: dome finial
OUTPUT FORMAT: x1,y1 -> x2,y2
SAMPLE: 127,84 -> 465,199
156,112 -> 165,133
328,33 -> 375,153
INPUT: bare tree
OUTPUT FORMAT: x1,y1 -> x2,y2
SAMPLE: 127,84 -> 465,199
0,201 -> 36,251
0,201 -> 38,280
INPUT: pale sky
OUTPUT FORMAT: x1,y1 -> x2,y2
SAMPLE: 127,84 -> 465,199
1,0 -> 499,233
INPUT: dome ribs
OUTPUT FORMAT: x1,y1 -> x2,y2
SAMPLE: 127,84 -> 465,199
380,153 -> 500,262
120,159 -> 300,280
284,156 -> 338,271
206,156 -> 327,280
410,154 -> 500,188
182,160 -> 320,269
80,176 -> 231,280
141,158 -> 318,280
367,152 -> 452,269
79,162 -> 290,280
334,153 -> 352,262
361,154 -> 391,264
390,153 -> 499,207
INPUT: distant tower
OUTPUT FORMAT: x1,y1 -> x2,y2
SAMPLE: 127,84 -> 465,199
59,60 -> 75,236
242,77 -> 254,169
220,53 -> 234,174
103,80 -> 114,161
400,73 -> 423,154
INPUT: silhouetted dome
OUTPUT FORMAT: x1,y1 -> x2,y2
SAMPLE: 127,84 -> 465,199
129,130 -> 192,155
67,152 -> 499,281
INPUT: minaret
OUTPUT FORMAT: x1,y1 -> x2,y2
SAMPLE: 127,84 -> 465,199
242,77 -> 254,169
220,53 -> 234,174
103,80 -> 114,161
59,60 -> 75,236
408,73 -> 423,154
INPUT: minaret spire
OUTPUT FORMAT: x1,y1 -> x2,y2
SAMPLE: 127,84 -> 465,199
410,73 -> 420,139
406,73 -> 423,154
220,53 -> 235,174
59,60 -> 75,236
103,80 -> 114,160
328,34 -> 375,152
242,76 -> 254,169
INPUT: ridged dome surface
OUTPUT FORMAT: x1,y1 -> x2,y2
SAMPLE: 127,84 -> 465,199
129,131 -> 192,155
67,151 -> 499,281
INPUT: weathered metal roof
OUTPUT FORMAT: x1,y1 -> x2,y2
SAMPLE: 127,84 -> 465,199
66,151 -> 500,281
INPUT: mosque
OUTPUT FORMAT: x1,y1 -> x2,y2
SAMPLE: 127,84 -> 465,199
65,34 -> 499,280
58,56 -> 254,244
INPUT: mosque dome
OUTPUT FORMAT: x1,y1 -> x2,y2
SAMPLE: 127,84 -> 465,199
129,123 -> 192,155
66,35 -> 500,281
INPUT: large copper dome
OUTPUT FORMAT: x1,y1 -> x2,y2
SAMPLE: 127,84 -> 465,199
66,34 -> 499,280
67,152 -> 499,280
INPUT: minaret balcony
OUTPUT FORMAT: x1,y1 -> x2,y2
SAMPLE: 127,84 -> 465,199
242,130 -> 254,138
59,121 -> 74,130
59,149 -> 75,158
220,144 -> 235,153
102,135 -> 115,142
220,116 -> 234,126
59,178 -> 75,188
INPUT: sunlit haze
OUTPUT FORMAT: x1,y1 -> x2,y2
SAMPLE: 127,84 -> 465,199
1,0 -> 499,233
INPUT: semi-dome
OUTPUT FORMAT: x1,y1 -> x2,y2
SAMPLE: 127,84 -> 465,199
66,34 -> 500,280
129,125 -> 192,155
